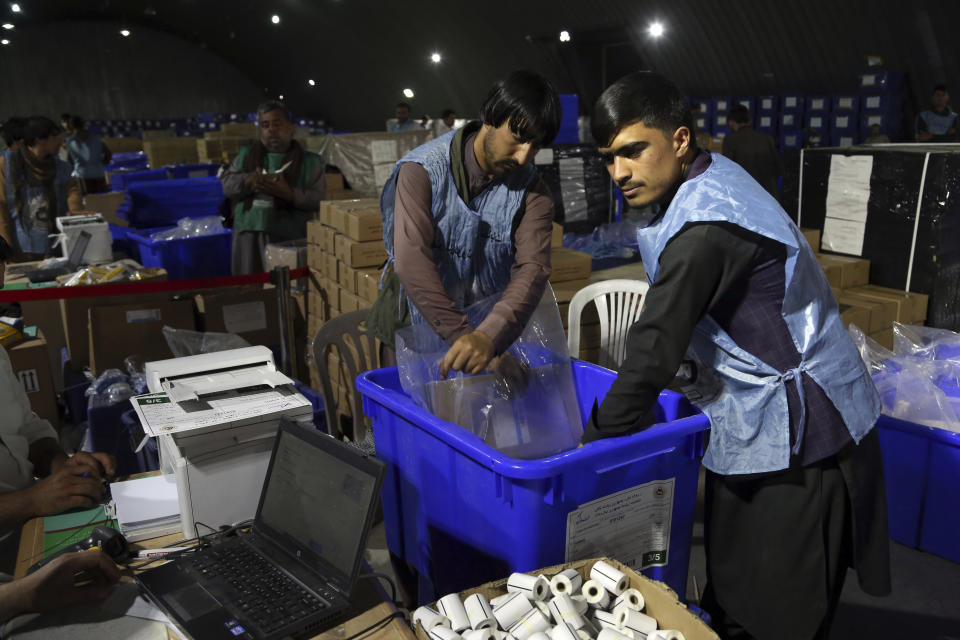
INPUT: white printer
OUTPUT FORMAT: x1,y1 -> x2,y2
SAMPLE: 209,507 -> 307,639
56,214 -> 113,264
133,346 -> 313,538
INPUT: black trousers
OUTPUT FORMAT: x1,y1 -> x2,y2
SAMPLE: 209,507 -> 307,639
701,429 -> 890,640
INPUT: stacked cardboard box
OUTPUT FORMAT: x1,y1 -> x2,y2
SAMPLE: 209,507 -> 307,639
196,136 -> 255,164
143,138 -> 199,168
102,136 -> 143,153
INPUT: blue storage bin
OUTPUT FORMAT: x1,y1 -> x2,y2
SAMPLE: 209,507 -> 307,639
756,96 -> 778,113
105,152 -> 149,172
755,114 -> 777,133
829,131 -> 857,148
779,112 -> 801,130
166,163 -> 221,179
690,98 -> 712,116
832,95 -> 860,112
109,169 -> 168,191
780,130 -> 803,149
555,94 -> 580,144
859,71 -> 904,93
780,94 -> 805,113
87,404 -> 160,477
804,113 -> 830,132
712,97 -> 732,116
806,96 -> 831,113
125,226 -> 232,280
293,380 -> 328,433
357,360 -> 708,603
694,115 -> 711,135
734,97 -> 755,114
832,113 -> 858,132
861,94 -> 902,114
116,177 -> 225,228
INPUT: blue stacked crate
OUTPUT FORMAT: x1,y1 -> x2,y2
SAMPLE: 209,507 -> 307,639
830,95 -> 860,147
804,95 -> 831,141
734,96 -> 756,115
712,97 -> 732,138
691,98 -> 712,136
779,94 -> 804,149
555,94 -> 580,143
756,95 -> 778,138
859,71 -> 905,141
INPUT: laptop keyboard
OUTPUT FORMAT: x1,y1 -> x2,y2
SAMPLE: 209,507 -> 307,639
188,541 -> 332,634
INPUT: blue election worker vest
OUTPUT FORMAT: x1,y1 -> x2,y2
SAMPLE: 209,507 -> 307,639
636,153 -> 881,475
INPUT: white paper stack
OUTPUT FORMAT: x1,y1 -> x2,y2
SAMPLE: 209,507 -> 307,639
110,474 -> 181,542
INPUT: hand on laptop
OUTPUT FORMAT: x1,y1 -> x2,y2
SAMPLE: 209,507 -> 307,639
0,551 -> 120,622
26,465 -> 106,516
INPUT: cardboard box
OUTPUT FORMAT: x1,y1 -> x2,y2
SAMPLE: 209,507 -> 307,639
335,235 -> 387,268
306,220 -> 325,245
142,138 -> 199,168
838,303 -> 871,332
552,278 -> 593,304
816,254 -> 870,289
835,292 -> 897,334
801,228 -> 821,253
196,137 -> 255,164
414,558 -> 718,640
306,242 -> 323,272
322,277 -> 341,311
549,248 -> 592,283
552,222 -> 563,248
219,122 -> 258,137
339,289 -> 361,313
325,173 -> 344,192
356,269 -> 380,303
194,288 -> 280,348
870,328 -> 894,350
323,253 -> 340,282
319,202 -> 334,228
88,299 -> 195,373
848,285 -> 929,324
102,136 -> 143,153
83,192 -> 127,228
338,263 -> 358,294
7,331 -> 58,427
307,268 -> 328,325
320,226 -> 338,256
336,204 -> 382,242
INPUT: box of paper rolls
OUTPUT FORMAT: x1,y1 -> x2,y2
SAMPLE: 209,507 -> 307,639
412,557 -> 719,640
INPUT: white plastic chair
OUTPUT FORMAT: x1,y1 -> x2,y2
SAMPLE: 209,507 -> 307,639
567,279 -> 650,370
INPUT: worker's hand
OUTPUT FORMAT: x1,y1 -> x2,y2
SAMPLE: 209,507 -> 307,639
26,466 -> 106,517
255,173 -> 294,202
439,331 -> 495,377
242,172 -> 259,191
57,452 -> 117,483
1,551 -> 120,621
489,353 -> 531,397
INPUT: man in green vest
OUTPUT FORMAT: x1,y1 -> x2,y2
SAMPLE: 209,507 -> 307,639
221,100 -> 326,274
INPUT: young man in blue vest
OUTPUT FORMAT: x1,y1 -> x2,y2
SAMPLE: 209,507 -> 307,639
915,84 -> 959,142
585,71 -> 890,640
372,70 -> 561,378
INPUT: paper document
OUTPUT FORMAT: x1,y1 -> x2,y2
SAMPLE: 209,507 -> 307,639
110,474 -> 180,531
129,388 -> 310,437
823,154 -> 874,255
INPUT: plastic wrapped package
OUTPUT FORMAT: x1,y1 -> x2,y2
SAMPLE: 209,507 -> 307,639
84,368 -> 134,410
149,215 -> 225,242
536,143 -> 613,235
395,285 -> 583,459
56,262 -> 165,287
851,324 -> 960,432
264,240 -> 307,291
162,326 -> 251,358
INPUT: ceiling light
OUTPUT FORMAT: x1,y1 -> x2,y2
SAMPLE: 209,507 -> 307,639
271,14 -> 280,24
279,94 -> 284,100
10,3 -> 20,13
402,88 -> 414,99
120,29 -> 130,37
430,52 -> 441,63
648,22 -> 664,38
308,79 -> 316,86
2,23 -> 13,29
559,30 -> 571,42
0,38 -> 8,45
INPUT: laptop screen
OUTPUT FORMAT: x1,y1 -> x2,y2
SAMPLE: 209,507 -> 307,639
257,426 -> 381,581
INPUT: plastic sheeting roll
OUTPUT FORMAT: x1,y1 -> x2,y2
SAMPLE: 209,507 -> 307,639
507,573 -> 551,601
549,569 -> 583,597
590,560 -> 629,595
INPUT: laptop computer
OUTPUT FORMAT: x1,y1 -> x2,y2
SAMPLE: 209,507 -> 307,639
26,229 -> 91,283
137,419 -> 386,640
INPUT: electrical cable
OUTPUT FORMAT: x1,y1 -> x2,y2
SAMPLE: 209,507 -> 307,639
340,610 -> 406,640
359,571 -> 398,604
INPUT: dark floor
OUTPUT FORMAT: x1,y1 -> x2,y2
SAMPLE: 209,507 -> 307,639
364,467 -> 960,639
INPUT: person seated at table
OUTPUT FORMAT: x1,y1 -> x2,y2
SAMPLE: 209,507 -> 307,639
0,236 -> 117,573
0,550 -> 120,624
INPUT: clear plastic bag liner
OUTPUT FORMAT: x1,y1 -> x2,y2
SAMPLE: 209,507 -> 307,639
162,326 -> 251,358
850,322 -> 960,432
85,368 -> 134,410
150,215 -> 225,242
396,284 -> 583,459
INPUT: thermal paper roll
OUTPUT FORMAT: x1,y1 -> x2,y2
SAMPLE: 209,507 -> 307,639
613,588 -> 645,612
527,633 -> 552,640
414,606 -> 453,630
463,630 -> 497,640
547,594 -> 586,629
590,560 -> 629,595
592,610 -> 619,630
549,569 -> 584,597
439,593 -> 472,632
507,573 -> 551,601
617,604 -> 658,636
570,595 -> 589,616
581,579 -> 611,608
493,592 -> 534,630
464,593 -> 497,630
508,608 -> 550,639
491,594 -> 512,607
596,628 -> 633,640
647,632 -> 685,640
428,626 -> 464,640
548,622 -> 579,640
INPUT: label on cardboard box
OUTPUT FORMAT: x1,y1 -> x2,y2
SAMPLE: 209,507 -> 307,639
222,301 -> 267,334
126,309 -> 162,324
17,369 -> 40,394
565,478 -> 674,569
335,235 -> 387,268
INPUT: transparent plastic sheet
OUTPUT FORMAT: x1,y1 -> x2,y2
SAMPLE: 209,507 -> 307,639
264,240 -> 307,292
850,323 -> 960,432
161,326 -> 251,358
395,285 -> 583,459
84,368 -> 134,410
149,215 -> 225,242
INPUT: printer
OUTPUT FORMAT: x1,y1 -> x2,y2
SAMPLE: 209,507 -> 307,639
136,346 -> 313,538
56,214 -> 113,264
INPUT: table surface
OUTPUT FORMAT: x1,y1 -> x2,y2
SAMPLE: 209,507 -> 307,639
15,512 -> 414,640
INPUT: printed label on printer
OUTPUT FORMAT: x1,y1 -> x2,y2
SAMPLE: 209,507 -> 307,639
137,395 -> 171,406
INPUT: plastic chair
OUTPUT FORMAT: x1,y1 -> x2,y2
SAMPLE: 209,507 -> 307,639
567,279 -> 649,370
311,309 -> 392,445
